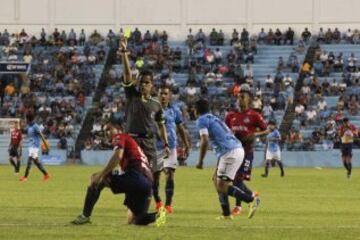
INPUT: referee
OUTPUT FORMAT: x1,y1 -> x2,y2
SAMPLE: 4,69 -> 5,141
118,38 -> 170,179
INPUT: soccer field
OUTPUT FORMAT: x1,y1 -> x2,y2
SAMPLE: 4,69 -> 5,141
0,166 -> 359,240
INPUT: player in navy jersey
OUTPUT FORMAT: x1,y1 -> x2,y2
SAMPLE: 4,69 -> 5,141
71,122 -> 166,226
153,85 -> 191,213
195,99 -> 260,219
19,112 -> 50,182
261,120 -> 284,177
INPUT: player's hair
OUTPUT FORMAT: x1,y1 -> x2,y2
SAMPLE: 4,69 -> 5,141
343,117 -> 349,123
26,111 -> 35,122
195,98 -> 210,115
268,120 -> 277,126
159,84 -> 172,92
139,69 -> 154,82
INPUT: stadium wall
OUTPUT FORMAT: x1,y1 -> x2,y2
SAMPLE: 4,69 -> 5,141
80,150 -> 360,167
1,0 -> 360,39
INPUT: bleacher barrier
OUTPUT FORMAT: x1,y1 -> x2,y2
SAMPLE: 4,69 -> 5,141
81,149 -> 360,167
0,148 -> 67,165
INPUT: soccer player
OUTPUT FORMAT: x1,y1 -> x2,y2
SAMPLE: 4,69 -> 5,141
261,120 -> 285,177
195,99 -> 260,219
19,112 -> 50,182
225,84 -> 268,215
152,85 -> 191,213
338,118 -> 358,178
71,123 -> 166,226
119,38 -> 171,204
9,121 -> 22,174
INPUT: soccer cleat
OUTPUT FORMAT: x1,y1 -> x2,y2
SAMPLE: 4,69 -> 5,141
248,192 -> 260,219
71,215 -> 91,225
261,174 -> 268,178
155,201 -> 163,210
43,174 -> 50,181
231,206 -> 242,216
19,176 -> 28,182
155,206 -> 166,227
165,205 -> 173,214
216,215 -> 233,220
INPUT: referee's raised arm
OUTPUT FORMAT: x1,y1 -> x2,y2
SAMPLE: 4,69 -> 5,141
119,38 -> 135,86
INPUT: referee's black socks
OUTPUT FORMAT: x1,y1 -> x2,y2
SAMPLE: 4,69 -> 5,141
165,178 -> 174,206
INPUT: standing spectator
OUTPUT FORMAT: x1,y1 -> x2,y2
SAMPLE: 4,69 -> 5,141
231,29 -> 239,45
258,28 -> 267,44
79,29 -> 86,46
274,28 -> 282,45
284,27 -> 294,45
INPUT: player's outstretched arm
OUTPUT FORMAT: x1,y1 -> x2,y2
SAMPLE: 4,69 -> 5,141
197,134 -> 209,169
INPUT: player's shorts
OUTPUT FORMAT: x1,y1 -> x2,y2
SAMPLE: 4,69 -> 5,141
217,148 -> 244,181
154,148 -> 177,172
341,143 -> 353,157
28,147 -> 40,159
266,149 -> 281,161
9,146 -> 21,157
237,150 -> 254,181
108,169 -> 152,216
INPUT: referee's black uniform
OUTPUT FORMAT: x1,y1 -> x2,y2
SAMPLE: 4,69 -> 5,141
123,82 -> 165,173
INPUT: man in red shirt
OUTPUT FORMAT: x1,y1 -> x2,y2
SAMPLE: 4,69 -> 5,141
71,122 -> 166,226
9,121 -> 22,174
225,84 -> 269,215
338,118 -> 358,178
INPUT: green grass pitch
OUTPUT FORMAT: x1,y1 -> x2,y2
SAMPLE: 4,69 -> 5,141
0,165 -> 359,240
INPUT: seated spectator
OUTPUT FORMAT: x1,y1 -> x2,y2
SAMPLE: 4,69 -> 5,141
323,119 -> 336,150
265,74 -> 274,89
57,133 -> 68,149
321,78 -> 331,95
79,29 -> 86,46
258,28 -> 267,44
343,28 -> 353,43
267,28 -> 274,44
214,48 -> 223,65
287,128 -> 303,150
317,27 -> 325,43
294,39 -> 306,54
262,102 -> 274,121
301,28 -> 312,43
274,28 -> 282,45
277,56 -> 285,70
4,82 -> 16,97
330,79 -> 339,95
332,28 -> 341,43
325,28 -> 333,44
209,28 -> 218,46
348,94 -> 359,115
195,28 -> 206,44
285,83 -> 294,106
295,103 -> 305,116
311,127 -> 323,144
347,53 -> 357,72
185,82 -> 197,103
231,29 -> 239,45
333,52 -> 344,72
305,107 -> 317,125
240,28 -> 249,45
284,27 -> 294,45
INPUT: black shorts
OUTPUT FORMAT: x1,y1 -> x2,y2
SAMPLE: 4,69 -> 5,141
108,169 -> 152,216
237,151 -> 254,181
9,146 -> 21,158
341,143 -> 353,157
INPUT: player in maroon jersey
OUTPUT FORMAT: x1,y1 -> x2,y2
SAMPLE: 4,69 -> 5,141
9,121 -> 22,174
225,84 -> 269,215
71,122 -> 166,226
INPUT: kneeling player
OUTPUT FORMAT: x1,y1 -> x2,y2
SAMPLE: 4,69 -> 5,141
71,123 -> 166,226
195,99 -> 260,219
262,120 -> 284,177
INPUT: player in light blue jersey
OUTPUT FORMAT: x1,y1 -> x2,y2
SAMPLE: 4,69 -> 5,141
262,120 -> 285,177
153,85 -> 191,213
195,99 -> 260,219
20,112 -> 50,182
